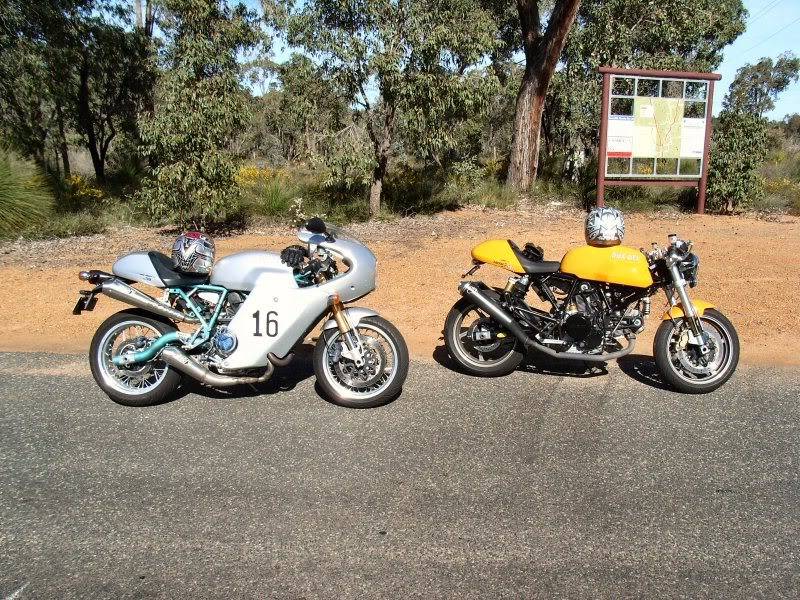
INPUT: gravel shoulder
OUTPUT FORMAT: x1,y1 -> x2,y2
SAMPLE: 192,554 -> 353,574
1,207 -> 797,364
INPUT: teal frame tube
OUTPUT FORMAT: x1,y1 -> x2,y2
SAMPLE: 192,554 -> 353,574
112,284 -> 228,366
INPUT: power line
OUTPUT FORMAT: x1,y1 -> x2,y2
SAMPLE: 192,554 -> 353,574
743,14 -> 800,53
749,0 -> 784,22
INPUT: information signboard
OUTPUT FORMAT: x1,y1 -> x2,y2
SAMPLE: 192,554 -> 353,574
596,67 -> 721,213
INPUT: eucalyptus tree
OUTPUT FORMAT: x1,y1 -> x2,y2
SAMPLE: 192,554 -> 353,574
139,0 -> 263,227
271,0 -> 499,215
0,0 -> 153,181
723,53 -> 800,117
503,0 -> 581,191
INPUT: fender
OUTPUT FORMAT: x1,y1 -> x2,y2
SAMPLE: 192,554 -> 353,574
322,307 -> 379,331
663,300 -> 716,320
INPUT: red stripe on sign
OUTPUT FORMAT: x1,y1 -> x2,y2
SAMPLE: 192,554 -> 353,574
607,152 -> 632,158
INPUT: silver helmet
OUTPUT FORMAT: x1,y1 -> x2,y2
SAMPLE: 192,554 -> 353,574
172,231 -> 215,274
585,207 -> 625,247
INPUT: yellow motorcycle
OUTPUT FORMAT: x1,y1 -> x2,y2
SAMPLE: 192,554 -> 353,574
443,213 -> 739,393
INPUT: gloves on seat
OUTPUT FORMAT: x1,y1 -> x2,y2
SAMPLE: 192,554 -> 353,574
280,244 -> 308,268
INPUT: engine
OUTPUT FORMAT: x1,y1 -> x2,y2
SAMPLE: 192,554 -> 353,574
562,285 -> 605,350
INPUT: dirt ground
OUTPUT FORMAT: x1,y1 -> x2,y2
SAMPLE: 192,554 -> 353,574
1,207 -> 798,365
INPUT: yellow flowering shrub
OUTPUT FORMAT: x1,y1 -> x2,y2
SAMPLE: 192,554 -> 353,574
67,175 -> 105,203
236,166 -> 273,187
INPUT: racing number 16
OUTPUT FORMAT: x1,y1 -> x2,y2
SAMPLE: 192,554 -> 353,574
252,310 -> 278,337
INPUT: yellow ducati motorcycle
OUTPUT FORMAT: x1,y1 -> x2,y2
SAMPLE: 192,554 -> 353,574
443,209 -> 739,393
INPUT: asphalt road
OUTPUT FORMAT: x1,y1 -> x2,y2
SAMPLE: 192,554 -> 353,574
1,350 -> 799,599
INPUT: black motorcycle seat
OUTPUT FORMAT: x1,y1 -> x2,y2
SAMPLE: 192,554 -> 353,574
508,241 -> 560,275
148,251 -> 209,287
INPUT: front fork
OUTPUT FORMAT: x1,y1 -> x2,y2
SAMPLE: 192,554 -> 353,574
667,263 -> 711,355
328,294 -> 366,367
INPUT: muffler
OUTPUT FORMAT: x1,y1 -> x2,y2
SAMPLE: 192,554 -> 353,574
459,282 -> 636,363
160,347 -> 274,386
100,279 -> 197,323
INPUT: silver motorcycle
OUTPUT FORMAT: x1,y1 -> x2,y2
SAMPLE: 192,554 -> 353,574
74,218 -> 409,408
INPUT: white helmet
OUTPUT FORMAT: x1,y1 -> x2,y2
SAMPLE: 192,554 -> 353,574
172,231 -> 215,274
585,207 -> 625,247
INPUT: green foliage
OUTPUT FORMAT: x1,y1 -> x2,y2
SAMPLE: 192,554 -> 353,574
274,0 -> 501,213
0,149 -> 53,237
707,111 -> 769,213
0,0 -> 153,181
723,53 -> 800,117
139,0 -> 263,228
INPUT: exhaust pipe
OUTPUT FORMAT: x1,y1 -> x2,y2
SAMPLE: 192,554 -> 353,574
161,347 -> 274,386
100,279 -> 197,323
459,282 -> 636,363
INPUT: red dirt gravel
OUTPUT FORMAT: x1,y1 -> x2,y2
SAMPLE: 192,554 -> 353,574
1,207 -> 797,365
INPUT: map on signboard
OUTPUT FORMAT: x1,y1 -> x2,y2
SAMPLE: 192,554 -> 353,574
605,77 -> 709,178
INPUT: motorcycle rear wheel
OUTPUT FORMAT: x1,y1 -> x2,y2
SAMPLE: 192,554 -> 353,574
89,309 -> 182,407
653,308 -> 739,394
444,297 -> 524,377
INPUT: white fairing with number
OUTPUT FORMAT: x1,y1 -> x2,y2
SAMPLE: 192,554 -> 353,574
218,233 -> 378,369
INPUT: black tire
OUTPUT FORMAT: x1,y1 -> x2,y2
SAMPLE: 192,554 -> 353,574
89,309 -> 183,407
653,308 -> 739,394
444,297 -> 524,377
314,316 -> 409,408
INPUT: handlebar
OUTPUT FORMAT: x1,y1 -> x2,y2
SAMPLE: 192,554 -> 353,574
644,235 -> 693,264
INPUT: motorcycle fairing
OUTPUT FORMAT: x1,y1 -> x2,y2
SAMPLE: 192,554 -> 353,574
471,240 -> 526,274
663,300 -> 715,320
219,237 -> 378,369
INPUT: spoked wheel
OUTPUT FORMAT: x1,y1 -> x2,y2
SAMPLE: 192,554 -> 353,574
89,309 -> 182,407
444,297 -> 523,376
314,316 -> 409,408
653,309 -> 740,393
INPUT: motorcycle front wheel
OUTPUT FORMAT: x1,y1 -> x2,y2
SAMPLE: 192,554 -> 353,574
653,308 -> 740,394
314,316 -> 409,408
444,297 -> 524,377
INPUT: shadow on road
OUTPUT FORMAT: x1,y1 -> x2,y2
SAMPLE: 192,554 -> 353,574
433,344 -> 673,390
432,344 -> 607,379
617,353 -> 672,391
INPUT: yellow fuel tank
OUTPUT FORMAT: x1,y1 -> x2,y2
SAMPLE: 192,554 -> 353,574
471,239 -> 525,274
560,245 -> 653,288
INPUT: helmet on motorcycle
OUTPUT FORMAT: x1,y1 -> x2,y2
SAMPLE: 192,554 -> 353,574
585,207 -> 625,247
171,231 -> 215,274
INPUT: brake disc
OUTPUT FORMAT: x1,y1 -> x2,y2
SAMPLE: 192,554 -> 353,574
332,336 -> 388,389
674,329 -> 720,375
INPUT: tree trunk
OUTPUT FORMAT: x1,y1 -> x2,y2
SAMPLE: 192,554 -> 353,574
77,59 -> 105,182
145,0 -> 155,37
134,0 -> 143,28
369,144 -> 390,217
55,101 -> 71,179
506,0 -> 581,190
366,105 -> 395,218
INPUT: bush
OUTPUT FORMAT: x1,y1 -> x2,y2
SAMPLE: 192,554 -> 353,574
707,111 -> 769,213
0,149 -> 53,238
